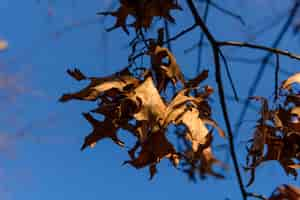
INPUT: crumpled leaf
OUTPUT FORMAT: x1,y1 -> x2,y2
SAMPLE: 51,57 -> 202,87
183,134 -> 225,179
98,2 -> 133,34
198,147 -> 225,179
60,45 -> 223,181
124,130 -> 178,170
149,44 -> 185,92
162,88 -> 202,126
99,0 -> 182,34
59,68 -> 139,102
247,92 -> 300,186
80,112 -> 124,151
127,75 -> 166,122
175,107 -> 209,152
162,87 -> 224,151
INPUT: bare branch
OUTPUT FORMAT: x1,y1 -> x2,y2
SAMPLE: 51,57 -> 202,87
197,0 -> 245,25
164,24 -> 198,44
217,40 -> 300,61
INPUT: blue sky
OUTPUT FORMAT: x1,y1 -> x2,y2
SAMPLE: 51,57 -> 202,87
0,0 -> 300,199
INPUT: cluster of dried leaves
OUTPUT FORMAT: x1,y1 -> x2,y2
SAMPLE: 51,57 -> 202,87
99,0 -> 182,34
246,73 -> 300,186
59,31 -> 225,179
57,0 -> 300,198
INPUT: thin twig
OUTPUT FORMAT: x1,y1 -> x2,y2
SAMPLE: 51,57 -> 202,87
217,40 -> 300,61
128,24 -> 198,68
246,192 -> 268,200
275,54 -> 280,101
219,50 -> 239,101
197,0 -> 210,72
164,20 -> 172,51
164,24 -> 198,44
164,20 -> 176,94
197,0 -> 245,25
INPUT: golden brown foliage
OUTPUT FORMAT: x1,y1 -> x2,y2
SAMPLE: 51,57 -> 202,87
98,0 -> 182,34
59,1 -> 300,198
246,73 -> 300,186
60,30 -> 225,179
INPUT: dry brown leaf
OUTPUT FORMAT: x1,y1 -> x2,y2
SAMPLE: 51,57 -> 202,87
248,126 -> 266,159
183,134 -> 224,179
92,101 -> 121,119
99,3 -> 133,34
281,72 -> 300,90
202,118 -> 225,138
162,87 -> 223,153
59,37 -> 223,181
124,130 -> 177,170
99,0 -> 182,34
127,75 -> 166,122
80,113 -> 124,151
67,68 -> 87,81
162,88 -> 202,126
150,45 -> 185,91
291,106 -> 300,116
175,107 -> 209,152
198,147 -> 225,179
59,68 -> 139,102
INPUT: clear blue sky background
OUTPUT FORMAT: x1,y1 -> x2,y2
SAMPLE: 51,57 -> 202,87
0,0 -> 300,199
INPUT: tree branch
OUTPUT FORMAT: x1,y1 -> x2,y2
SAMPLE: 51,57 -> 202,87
164,24 -> 198,44
217,40 -> 300,61
231,1 -> 299,140
186,0 -> 247,199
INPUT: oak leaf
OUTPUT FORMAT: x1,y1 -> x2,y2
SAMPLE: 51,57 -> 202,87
59,68 -> 139,102
80,112 -> 124,151
124,130 -> 178,172
99,0 -> 182,34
